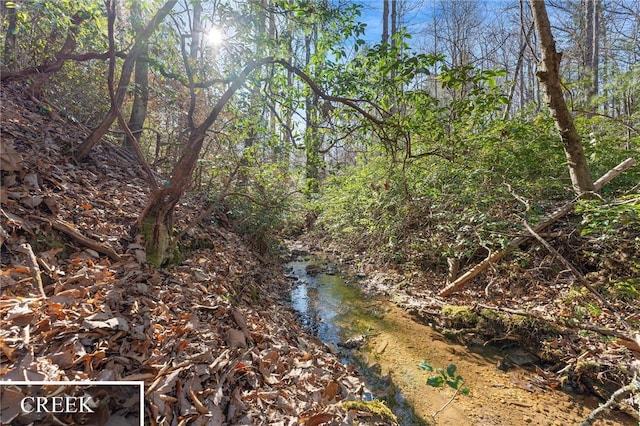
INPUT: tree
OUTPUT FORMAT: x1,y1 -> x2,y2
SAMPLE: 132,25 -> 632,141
1,0 -> 17,71
1,8 -> 97,88
123,0 -> 150,152
303,26 -> 322,194
382,0 -> 389,45
530,0 -> 595,196
138,57 -> 273,265
74,0 -> 178,161
584,0 -> 600,109
137,53 -> 387,264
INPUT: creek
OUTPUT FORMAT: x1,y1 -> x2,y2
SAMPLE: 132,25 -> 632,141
285,256 -> 424,425
285,250 -> 634,426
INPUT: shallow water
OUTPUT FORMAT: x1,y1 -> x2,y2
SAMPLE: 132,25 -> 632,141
287,259 -> 361,347
285,257 -> 424,424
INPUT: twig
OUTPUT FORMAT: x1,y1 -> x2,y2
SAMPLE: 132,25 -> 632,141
484,275 -> 498,297
504,182 -> 531,211
17,243 -> 46,298
432,379 -> 465,422
624,183 -> 640,195
580,374 -> 639,426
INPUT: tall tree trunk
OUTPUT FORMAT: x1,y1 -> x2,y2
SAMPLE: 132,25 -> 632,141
74,0 -> 178,161
123,43 -> 149,151
391,0 -> 398,47
587,0 -> 599,110
390,0 -> 398,85
530,0 -> 595,196
303,29 -> 321,194
503,23 -> 534,120
382,0 -> 389,45
190,0 -> 202,59
123,0 -> 149,151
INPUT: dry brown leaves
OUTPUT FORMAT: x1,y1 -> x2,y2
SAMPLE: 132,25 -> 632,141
1,83 -> 385,425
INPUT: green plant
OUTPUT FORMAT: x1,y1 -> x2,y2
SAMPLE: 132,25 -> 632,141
419,361 -> 470,394
576,196 -> 640,237
609,279 -> 640,301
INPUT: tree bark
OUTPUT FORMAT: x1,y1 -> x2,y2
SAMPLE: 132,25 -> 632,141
530,0 -> 595,196
382,0 -> 389,45
588,0 -> 600,107
391,0 -> 398,47
74,0 -> 178,161
123,0 -> 150,152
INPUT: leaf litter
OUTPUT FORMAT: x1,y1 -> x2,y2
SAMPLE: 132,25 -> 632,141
0,83 -> 393,425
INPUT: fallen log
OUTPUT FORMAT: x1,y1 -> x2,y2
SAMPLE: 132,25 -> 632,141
439,157 -> 636,297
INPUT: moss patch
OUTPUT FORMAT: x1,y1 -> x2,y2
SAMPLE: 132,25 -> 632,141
441,305 -> 478,327
343,400 -> 399,425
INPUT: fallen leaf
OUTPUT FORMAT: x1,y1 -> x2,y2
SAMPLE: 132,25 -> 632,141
304,412 -> 333,426
0,139 -> 23,171
324,380 -> 339,401
227,328 -> 247,349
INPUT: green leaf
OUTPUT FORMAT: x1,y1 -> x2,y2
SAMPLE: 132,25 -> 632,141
446,380 -> 459,389
427,375 -> 444,387
446,364 -> 457,378
418,361 -> 433,371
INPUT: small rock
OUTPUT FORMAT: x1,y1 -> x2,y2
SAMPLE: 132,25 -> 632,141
340,335 -> 367,349
305,264 -> 323,276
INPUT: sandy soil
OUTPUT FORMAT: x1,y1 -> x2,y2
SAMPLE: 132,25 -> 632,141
353,303 -> 634,426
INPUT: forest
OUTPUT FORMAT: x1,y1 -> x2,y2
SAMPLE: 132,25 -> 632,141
1,0 -> 639,425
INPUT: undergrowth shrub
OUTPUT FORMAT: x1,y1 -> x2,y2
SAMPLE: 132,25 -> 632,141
576,196 -> 640,294
226,163 -> 305,253
313,115 -> 578,271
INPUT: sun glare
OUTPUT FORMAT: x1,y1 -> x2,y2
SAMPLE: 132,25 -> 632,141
206,28 -> 224,46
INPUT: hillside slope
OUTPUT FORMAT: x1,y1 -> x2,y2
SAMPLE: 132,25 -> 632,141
0,83 -> 382,425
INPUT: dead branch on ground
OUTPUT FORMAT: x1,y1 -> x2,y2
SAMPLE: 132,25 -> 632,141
16,243 -> 46,298
475,303 -> 640,353
580,373 -> 640,426
32,216 -> 122,262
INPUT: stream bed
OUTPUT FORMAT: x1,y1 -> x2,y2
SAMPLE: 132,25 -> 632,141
285,250 -> 634,426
